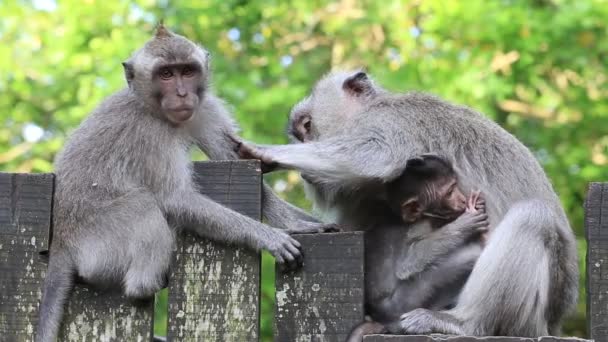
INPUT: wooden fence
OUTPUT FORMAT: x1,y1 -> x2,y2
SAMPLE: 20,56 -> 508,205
0,160 -> 605,342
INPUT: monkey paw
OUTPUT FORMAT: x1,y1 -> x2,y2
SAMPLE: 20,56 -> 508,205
234,142 -> 278,173
287,222 -> 342,234
399,308 -> 438,335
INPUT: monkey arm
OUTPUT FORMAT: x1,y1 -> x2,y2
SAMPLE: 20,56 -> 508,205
247,132 -> 414,185
162,189 -> 305,268
396,227 -> 469,281
187,97 -> 330,232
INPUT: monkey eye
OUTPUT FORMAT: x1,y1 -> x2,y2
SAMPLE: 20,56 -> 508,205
159,68 -> 173,80
182,66 -> 195,77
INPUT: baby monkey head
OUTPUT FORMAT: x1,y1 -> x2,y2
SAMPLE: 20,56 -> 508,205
387,154 -> 467,224
122,23 -> 210,125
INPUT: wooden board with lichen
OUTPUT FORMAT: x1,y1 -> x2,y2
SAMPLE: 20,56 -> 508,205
0,173 -> 53,341
585,182 -> 608,342
166,161 -> 261,341
58,287 -> 153,342
275,231 -> 365,342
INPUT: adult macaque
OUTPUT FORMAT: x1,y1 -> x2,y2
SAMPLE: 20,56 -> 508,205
347,154 -> 487,342
235,71 -> 578,336
35,26 -> 326,342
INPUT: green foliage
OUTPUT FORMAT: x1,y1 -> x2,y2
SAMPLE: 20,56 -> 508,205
2,0 -> 606,339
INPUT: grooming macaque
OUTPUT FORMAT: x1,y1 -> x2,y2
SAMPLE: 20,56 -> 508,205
236,71 -> 578,336
35,26 -> 328,342
347,155 -> 487,342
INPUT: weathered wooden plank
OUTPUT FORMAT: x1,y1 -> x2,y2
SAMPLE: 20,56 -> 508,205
362,336 -> 591,342
275,232 -> 365,342
58,287 -> 154,342
167,160 -> 261,341
0,173 -> 53,341
585,182 -> 608,342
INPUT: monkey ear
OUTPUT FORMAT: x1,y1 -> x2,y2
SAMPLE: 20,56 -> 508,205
343,71 -> 373,96
122,61 -> 135,86
401,198 -> 422,223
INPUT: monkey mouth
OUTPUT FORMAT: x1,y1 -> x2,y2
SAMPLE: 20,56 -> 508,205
169,107 -> 194,122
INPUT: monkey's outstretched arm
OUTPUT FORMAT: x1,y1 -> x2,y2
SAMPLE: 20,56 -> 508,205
189,97 -> 332,233
237,131 -> 415,185
163,189 -> 303,268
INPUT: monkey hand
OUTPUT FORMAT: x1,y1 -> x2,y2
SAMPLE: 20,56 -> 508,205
448,208 -> 489,239
232,139 -> 280,173
286,221 -> 342,234
467,190 -> 486,214
398,308 -> 444,335
263,228 -> 304,271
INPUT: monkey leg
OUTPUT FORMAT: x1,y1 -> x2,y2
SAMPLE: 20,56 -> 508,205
398,199 -> 569,337
74,194 -> 175,299
122,208 -> 174,299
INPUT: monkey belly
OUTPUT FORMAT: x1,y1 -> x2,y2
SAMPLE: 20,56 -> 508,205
71,196 -> 175,295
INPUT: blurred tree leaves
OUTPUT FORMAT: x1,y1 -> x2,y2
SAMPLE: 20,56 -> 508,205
2,0 -> 606,339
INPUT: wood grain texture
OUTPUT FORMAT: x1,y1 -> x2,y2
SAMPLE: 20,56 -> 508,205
58,288 -> 154,342
0,173 -> 53,342
275,231 -> 365,342
585,182 -> 608,342
166,160 -> 261,342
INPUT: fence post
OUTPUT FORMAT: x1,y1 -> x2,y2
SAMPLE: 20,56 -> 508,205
166,160 -> 262,341
0,173 -> 54,340
275,231 -> 365,341
585,182 -> 608,342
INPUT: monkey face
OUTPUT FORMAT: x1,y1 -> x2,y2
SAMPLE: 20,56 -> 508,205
429,179 -> 467,220
123,25 -> 210,125
287,71 -> 379,143
153,63 -> 203,124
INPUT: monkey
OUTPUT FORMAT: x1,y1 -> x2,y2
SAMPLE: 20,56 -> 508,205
346,154 -> 488,342
35,25 -> 333,342
235,70 -> 579,337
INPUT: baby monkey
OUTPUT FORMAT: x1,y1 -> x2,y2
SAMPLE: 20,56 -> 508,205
388,154 -> 486,229
348,155 -> 488,341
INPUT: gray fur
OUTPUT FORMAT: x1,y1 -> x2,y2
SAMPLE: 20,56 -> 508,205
238,71 -> 579,337
347,210 -> 485,342
36,27 -> 318,342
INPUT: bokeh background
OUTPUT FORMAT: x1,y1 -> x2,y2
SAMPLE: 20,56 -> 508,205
2,0 -> 607,340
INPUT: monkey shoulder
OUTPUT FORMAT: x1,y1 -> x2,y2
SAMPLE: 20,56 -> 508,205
55,88 -> 191,197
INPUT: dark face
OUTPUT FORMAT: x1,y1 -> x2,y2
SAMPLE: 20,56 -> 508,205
153,62 -> 202,124
400,176 -> 467,223
427,177 -> 467,219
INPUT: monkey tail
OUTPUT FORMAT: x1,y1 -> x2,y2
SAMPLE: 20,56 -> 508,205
35,249 -> 75,342
346,320 -> 387,342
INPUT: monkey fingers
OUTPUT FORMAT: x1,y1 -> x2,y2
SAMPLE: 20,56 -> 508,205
287,222 -> 342,234
234,142 -> 279,173
270,232 -> 303,272
318,223 -> 341,233
467,190 -> 481,212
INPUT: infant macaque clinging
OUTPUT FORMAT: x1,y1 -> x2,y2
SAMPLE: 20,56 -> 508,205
388,154 -> 487,232
348,155 -> 487,341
